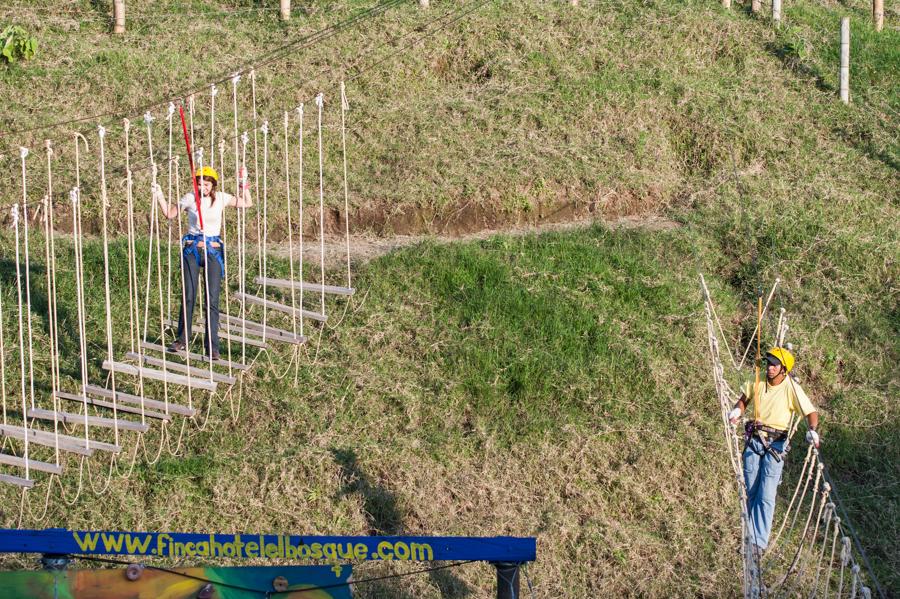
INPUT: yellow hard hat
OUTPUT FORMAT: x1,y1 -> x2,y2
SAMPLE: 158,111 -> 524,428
765,347 -> 795,372
195,166 -> 218,183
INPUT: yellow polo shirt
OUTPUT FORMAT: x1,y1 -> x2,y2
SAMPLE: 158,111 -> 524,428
741,376 -> 817,431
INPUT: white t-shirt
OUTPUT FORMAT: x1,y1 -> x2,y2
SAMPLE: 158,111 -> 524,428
178,192 -> 236,237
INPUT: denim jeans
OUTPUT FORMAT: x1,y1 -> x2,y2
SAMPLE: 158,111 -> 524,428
175,249 -> 223,355
743,435 -> 786,550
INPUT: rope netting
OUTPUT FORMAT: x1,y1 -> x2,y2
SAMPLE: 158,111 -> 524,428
700,274 -> 882,599
0,77 -> 357,518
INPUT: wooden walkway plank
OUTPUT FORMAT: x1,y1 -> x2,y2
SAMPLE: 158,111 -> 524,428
80,385 -> 196,417
0,473 -> 34,488
252,277 -> 355,297
0,453 -> 63,475
0,424 -> 94,456
233,292 -> 327,323
140,341 -> 249,371
27,408 -> 150,433
125,352 -> 236,385
219,331 -> 268,349
162,317 -> 305,345
56,391 -> 173,421
102,360 -> 217,392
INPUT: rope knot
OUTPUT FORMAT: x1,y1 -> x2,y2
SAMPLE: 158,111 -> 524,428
10,203 -> 19,225
19,146 -> 29,159
231,72 -> 241,87
69,188 -> 79,205
314,93 -> 324,109
260,121 -> 269,135
210,83 -> 218,97
167,102 -> 176,118
296,103 -> 304,118
340,81 -> 349,111
123,118 -> 131,132
852,564 -> 861,574
44,139 -> 53,155
143,111 -> 154,126
98,125 -> 106,139
841,537 -> 851,566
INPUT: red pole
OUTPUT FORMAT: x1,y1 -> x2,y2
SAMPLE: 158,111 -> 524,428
178,103 -> 204,230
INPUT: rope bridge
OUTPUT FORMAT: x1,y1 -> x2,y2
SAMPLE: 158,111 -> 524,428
700,274 -> 883,599
0,73 -> 356,511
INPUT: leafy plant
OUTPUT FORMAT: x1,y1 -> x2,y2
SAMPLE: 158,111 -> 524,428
1,25 -> 37,64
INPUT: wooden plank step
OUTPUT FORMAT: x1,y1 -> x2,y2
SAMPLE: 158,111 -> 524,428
0,473 -> 34,488
103,360 -> 217,392
81,385 -> 196,418
233,292 -> 328,322
56,391 -> 173,421
219,331 -> 268,349
27,408 -> 150,433
253,277 -> 355,297
163,317 -> 305,345
140,341 -> 249,371
125,352 -> 236,385
0,424 -> 95,456
0,452 -> 63,475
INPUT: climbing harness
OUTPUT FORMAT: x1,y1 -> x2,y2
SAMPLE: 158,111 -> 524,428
181,233 -> 226,273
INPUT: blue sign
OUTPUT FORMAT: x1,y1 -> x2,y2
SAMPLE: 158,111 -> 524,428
0,528 -> 536,563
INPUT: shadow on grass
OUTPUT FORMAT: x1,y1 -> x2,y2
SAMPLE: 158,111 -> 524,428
331,447 -> 473,598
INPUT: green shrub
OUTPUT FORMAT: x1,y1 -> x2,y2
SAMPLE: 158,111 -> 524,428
1,25 -> 37,64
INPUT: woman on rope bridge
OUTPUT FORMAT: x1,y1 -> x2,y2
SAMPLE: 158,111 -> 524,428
728,347 -> 820,556
152,165 -> 253,360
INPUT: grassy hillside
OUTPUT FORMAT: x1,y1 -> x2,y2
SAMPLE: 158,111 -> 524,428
0,0 -> 897,597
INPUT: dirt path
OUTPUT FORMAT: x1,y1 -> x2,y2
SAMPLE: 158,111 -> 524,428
269,214 -> 679,268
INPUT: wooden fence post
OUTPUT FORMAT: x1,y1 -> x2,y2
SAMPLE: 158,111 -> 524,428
873,0 -> 884,32
280,0 -> 291,21
112,0 -> 125,34
772,0 -> 782,25
840,17 -> 850,104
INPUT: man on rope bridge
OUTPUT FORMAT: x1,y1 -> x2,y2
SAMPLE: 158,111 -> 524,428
152,165 -> 253,361
728,347 -> 820,556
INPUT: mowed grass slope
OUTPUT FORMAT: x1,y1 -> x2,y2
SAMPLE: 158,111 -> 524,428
0,0 -> 897,596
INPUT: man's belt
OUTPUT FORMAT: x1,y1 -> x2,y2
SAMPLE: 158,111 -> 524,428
749,422 -> 788,441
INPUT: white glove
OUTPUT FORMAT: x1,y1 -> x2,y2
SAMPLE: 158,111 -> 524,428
728,408 -> 742,424
806,429 -> 820,448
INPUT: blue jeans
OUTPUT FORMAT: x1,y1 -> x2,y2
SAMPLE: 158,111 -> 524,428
743,435 -> 786,550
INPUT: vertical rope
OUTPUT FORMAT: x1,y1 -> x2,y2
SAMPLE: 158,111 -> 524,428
283,111 -> 298,339
97,126 -> 121,447
73,134 -> 91,428
11,203 -> 30,480
209,84 -> 217,178
219,136 -> 234,375
69,187 -> 90,440
239,133 -> 249,364
167,103 -> 176,325
251,69 -> 262,287
196,147 -> 214,381
18,148 -> 36,413
315,93 -> 326,317
124,119 -> 147,419
261,121 -> 269,332
230,74 -> 246,365
143,112 -> 166,422
175,156 -> 190,413
41,141 -> 61,465
296,104 -> 305,338
0,256 -> 7,426
822,516 -> 840,599
339,81 -> 352,290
